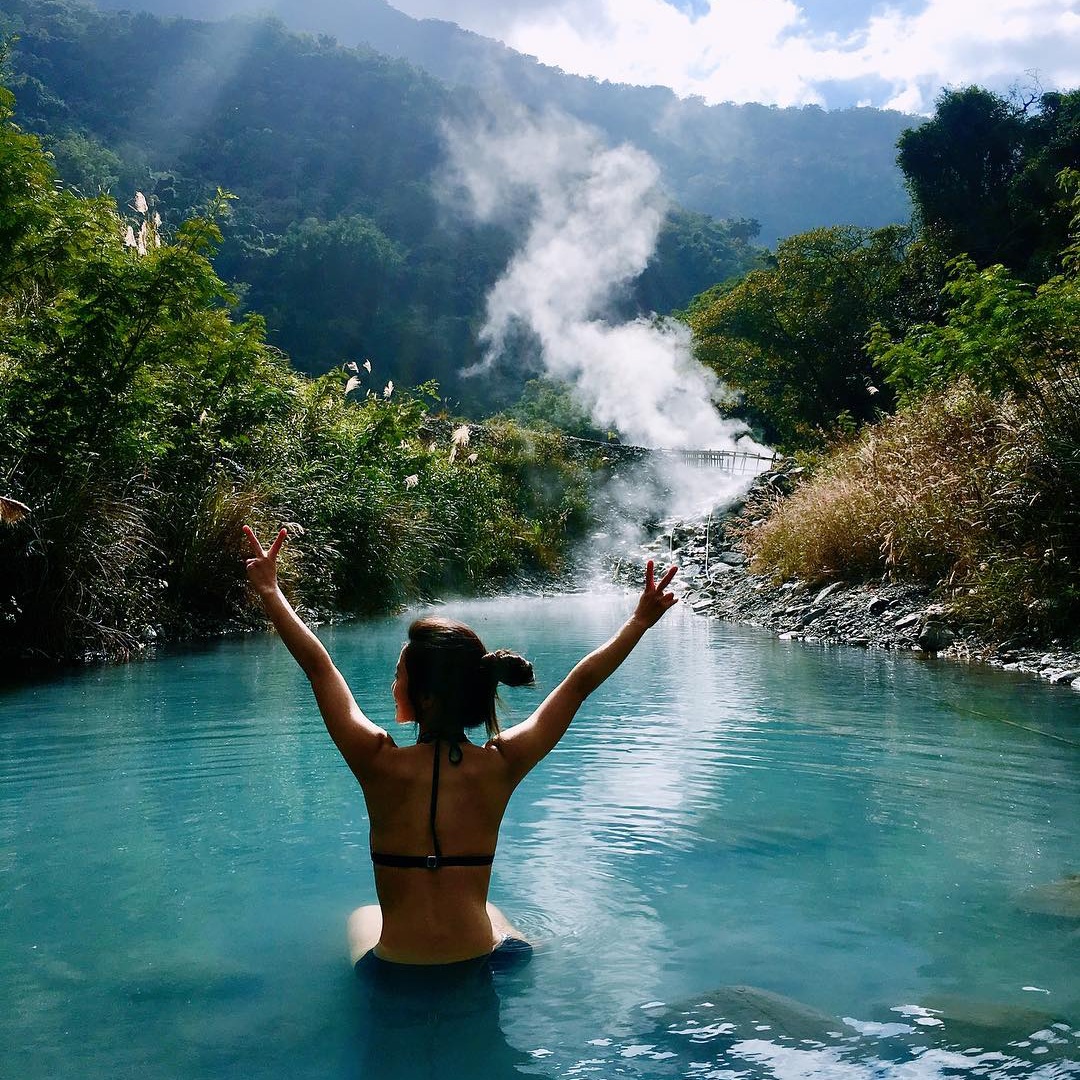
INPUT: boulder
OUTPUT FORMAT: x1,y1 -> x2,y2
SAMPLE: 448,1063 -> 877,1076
639,983 -> 852,1045
796,606 -> 828,628
815,582 -> 846,603
1015,876 -> 1080,919
918,621 -> 955,653
1048,668 -> 1080,685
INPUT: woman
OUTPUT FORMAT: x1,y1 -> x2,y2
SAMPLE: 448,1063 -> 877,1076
242,525 -> 678,971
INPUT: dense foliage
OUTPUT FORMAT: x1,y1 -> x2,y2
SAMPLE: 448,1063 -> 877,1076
0,82 -> 596,668
689,88 -> 1080,455
898,87 -> 1080,282
687,225 -> 949,448
0,0 -> 763,410
739,171 -> 1080,642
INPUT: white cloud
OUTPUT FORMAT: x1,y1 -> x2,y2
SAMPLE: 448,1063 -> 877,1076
852,0 -> 1080,112
392,0 -> 1080,112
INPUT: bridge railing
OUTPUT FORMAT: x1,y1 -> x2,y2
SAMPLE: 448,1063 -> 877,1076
661,448 -> 776,474
558,436 -> 776,474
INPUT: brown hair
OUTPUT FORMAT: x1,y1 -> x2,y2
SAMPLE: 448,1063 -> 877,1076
404,616 -> 534,739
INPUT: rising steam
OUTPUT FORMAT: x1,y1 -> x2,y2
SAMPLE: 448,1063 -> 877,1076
442,106 -> 763,457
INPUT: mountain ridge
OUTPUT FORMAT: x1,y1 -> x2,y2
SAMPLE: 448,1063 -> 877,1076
87,0 -> 915,243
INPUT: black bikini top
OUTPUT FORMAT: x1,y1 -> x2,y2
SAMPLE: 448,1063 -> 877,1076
370,730 -> 496,871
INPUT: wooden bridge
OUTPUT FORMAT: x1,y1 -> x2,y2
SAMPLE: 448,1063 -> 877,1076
562,436 -> 775,475
660,448 -> 775,474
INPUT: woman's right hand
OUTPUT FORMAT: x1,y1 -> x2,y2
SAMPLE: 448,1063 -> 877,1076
242,525 -> 286,597
633,560 -> 678,627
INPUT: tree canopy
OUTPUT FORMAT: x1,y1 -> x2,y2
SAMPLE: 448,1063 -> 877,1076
898,86 -> 1080,281
688,225 -> 948,448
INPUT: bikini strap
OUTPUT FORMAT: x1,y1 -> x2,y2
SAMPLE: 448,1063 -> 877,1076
428,736 -> 443,864
418,730 -> 466,868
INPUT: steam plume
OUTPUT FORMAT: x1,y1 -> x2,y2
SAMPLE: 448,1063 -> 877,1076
442,106 -> 762,455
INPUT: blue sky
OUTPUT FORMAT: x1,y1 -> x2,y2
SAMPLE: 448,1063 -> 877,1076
391,0 -> 1080,112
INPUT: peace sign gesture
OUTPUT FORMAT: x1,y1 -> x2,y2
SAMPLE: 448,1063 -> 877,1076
242,525 -> 287,597
633,559 -> 679,628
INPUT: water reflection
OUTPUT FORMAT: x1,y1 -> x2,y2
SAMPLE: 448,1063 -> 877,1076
2,593 -> 1078,1079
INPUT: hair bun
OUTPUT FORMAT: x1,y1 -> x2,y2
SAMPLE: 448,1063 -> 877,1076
482,649 -> 535,688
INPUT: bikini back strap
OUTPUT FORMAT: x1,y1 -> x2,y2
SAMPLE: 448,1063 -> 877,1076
369,730 -> 494,870
428,735 -> 443,863
370,852 -> 495,869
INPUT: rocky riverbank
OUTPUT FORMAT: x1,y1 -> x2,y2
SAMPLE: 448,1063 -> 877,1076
612,462 -> 1080,689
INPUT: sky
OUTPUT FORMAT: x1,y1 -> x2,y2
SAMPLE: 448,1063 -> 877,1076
389,0 -> 1080,112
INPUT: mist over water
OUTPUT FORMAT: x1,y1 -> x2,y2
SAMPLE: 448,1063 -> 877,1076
442,107 -> 764,459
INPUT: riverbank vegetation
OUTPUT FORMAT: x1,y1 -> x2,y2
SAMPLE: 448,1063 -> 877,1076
691,88 -> 1080,644
0,79 -> 595,669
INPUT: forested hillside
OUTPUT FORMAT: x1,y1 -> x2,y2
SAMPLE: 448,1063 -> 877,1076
89,0 -> 914,244
687,87 -> 1080,642
0,73 -> 600,667
0,0 -> 762,406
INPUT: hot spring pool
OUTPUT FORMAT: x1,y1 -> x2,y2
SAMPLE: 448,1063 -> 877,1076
2,592 -> 1078,1078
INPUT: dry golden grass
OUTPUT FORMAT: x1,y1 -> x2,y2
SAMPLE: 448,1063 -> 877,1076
746,368 -> 1080,638
746,381 -> 1006,588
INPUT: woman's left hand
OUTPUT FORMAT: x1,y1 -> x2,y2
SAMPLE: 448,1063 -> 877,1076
242,525 -> 286,597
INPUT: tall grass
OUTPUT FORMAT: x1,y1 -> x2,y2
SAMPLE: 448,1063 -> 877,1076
746,375 -> 1080,641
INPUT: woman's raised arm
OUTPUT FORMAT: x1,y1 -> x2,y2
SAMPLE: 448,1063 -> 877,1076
494,561 -> 678,782
242,526 -> 392,776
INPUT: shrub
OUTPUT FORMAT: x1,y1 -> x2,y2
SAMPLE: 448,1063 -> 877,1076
745,376 -> 1080,641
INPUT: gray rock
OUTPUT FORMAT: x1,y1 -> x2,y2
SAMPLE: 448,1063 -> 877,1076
867,596 -> 892,615
997,638 -> 1025,652
1015,876 -> 1080,919
815,582 -> 846,603
1048,668 -> 1080,685
796,606 -> 828,628
719,551 -> 747,566
918,621 -> 955,653
894,611 -> 923,630
921,995 -> 1065,1041
639,983 -> 853,1045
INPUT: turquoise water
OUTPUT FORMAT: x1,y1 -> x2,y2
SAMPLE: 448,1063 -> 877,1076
2,592 -> 1079,1079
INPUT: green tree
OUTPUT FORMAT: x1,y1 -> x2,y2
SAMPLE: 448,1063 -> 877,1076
688,225 -> 947,449
243,214 -> 406,374
872,170 -> 1080,404
499,377 -> 610,440
898,86 -> 1080,280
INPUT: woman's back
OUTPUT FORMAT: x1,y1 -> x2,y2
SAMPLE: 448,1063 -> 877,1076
361,739 -> 516,962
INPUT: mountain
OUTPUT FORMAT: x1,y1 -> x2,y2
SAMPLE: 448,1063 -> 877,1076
87,0 -> 915,245
0,0 -> 764,405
